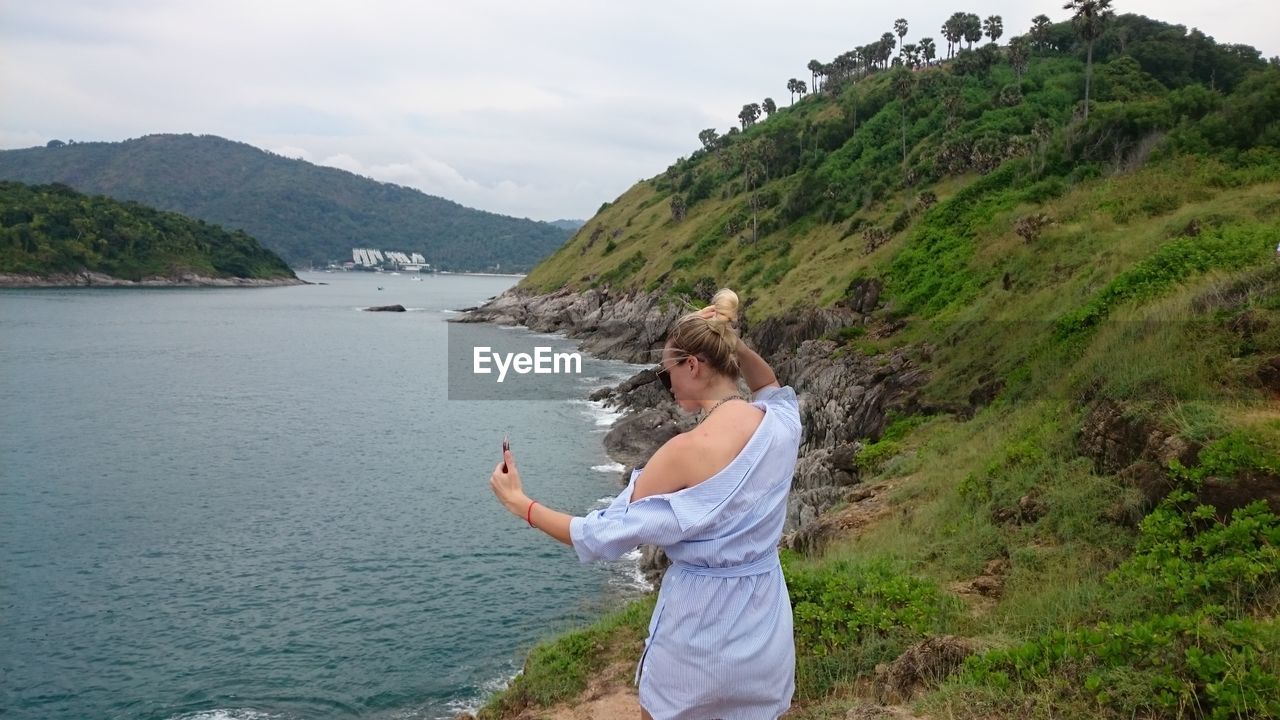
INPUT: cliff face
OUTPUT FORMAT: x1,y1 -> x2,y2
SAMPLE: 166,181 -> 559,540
459,281 -> 943,582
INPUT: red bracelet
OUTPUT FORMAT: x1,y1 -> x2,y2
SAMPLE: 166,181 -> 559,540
526,499 -> 538,528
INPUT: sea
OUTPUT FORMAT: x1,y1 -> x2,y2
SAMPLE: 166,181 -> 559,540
0,271 -> 650,720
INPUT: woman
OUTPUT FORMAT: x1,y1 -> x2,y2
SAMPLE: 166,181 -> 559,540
489,288 -> 803,720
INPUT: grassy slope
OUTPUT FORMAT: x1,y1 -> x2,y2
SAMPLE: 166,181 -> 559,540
487,17 -> 1280,720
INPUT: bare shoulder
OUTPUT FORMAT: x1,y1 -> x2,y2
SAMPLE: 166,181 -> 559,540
631,434 -> 696,501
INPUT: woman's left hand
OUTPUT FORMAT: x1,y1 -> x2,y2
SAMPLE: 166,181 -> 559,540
490,449 -> 528,517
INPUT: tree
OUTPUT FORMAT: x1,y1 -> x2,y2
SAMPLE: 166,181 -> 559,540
894,18 -> 909,54
808,59 -> 823,92
738,102 -> 762,130
1008,36 -> 1030,81
786,79 -> 798,104
698,128 -> 720,151
902,43 -> 920,68
892,67 -> 916,169
944,13 -> 966,58
670,193 -> 687,221
1065,0 -> 1114,120
920,37 -> 937,66
762,97 -> 777,117
881,33 -> 897,68
962,13 -> 983,50
983,15 -> 1004,44
1029,14 -> 1052,52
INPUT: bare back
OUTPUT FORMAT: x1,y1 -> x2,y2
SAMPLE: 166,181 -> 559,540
631,399 -> 764,501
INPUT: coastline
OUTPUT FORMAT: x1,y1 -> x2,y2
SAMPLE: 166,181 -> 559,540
0,271 -> 307,288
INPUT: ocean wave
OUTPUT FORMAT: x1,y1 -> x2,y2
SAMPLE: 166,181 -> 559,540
168,710 -> 283,720
565,398 -> 623,429
613,548 -> 655,593
443,664 -> 520,719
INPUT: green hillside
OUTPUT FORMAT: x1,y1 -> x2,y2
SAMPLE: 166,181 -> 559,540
482,10 -> 1280,720
0,134 -> 570,271
0,181 -> 296,282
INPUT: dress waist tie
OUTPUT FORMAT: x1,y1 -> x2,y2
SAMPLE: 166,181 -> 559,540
672,551 -> 780,578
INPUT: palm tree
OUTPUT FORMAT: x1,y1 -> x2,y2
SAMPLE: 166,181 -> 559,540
902,43 -> 919,68
892,66 -> 915,169
796,79 -> 807,97
962,13 -> 983,50
983,15 -> 1004,44
808,59 -> 822,92
1065,0 -> 1114,120
1008,36 -> 1030,81
894,18 -> 909,55
762,97 -> 777,117
786,78 -> 799,105
1029,14 -> 1052,52
944,13 -> 966,58
698,128 -> 719,151
881,33 -> 897,68
920,37 -> 937,66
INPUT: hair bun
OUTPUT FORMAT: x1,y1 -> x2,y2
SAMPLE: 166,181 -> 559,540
709,288 -> 739,325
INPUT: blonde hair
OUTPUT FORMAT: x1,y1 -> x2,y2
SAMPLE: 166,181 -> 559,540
666,288 -> 741,377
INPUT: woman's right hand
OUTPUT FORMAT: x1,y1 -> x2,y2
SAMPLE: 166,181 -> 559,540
490,449 -> 529,518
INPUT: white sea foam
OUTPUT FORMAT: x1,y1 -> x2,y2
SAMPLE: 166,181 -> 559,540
613,548 -> 655,593
442,665 -> 521,719
168,710 -> 282,720
591,462 -> 625,474
566,398 -> 624,429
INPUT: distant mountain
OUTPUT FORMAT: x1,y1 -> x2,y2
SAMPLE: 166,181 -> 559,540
0,134 -> 571,271
0,181 -> 296,283
548,219 -> 586,231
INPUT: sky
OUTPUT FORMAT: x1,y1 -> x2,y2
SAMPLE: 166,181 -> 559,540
2,0 -> 1277,222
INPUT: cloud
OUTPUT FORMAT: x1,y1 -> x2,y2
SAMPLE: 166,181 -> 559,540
2,0 -> 1278,220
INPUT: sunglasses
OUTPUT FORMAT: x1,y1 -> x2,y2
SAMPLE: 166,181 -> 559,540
654,355 -> 693,392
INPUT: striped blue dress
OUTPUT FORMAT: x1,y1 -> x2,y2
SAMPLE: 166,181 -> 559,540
570,385 -> 803,720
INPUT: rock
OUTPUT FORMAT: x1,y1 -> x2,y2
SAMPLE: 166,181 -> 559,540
873,635 -> 975,703
970,574 -> 1004,598
991,493 -> 1048,525
364,304 -> 406,312
1258,356 -> 1280,397
1198,472 -> 1280,517
829,443 -> 861,472
1118,460 -> 1175,508
968,373 -> 1005,409
603,407 -> 686,469
639,545 -> 672,588
1078,399 -> 1153,474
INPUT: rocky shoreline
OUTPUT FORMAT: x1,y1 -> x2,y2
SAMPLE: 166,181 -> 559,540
0,271 -> 307,288
457,281 -> 973,584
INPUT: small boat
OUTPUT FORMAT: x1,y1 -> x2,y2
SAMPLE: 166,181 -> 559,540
377,286 -> 384,291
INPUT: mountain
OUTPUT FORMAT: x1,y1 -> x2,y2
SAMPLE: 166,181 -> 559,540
548,219 -> 586,231
0,134 -> 571,272
471,12 -> 1280,720
0,181 -> 296,284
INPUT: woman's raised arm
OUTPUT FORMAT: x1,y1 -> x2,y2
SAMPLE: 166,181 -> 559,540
737,338 -> 778,394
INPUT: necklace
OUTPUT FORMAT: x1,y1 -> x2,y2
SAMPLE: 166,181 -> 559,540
697,394 -> 743,425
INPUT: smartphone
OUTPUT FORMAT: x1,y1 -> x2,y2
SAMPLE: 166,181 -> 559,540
502,434 -> 510,472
